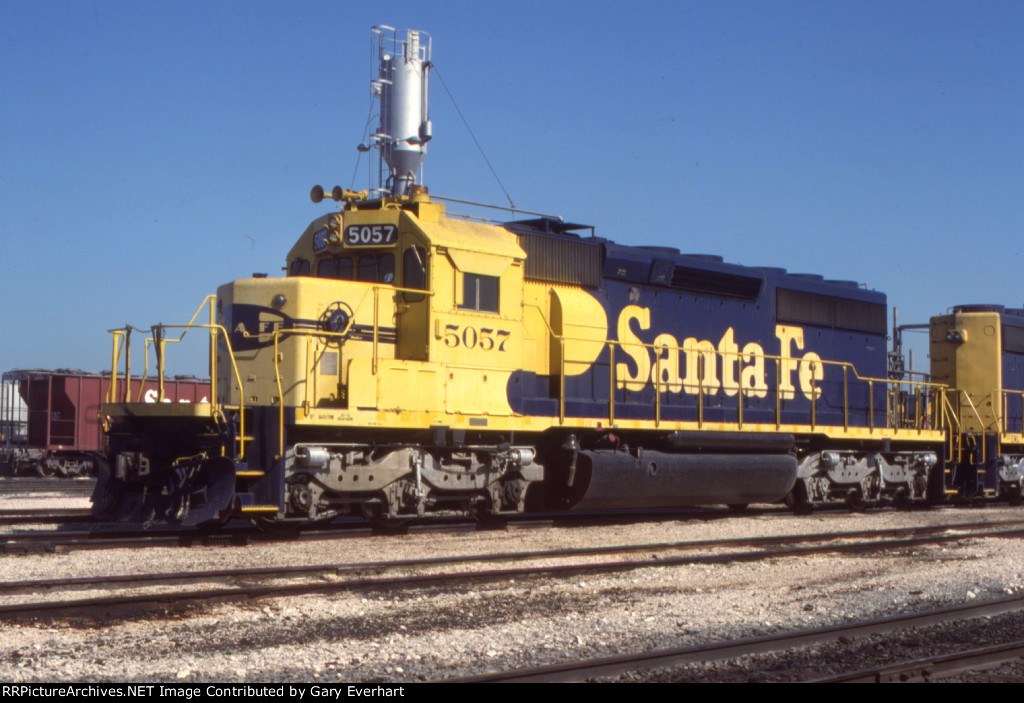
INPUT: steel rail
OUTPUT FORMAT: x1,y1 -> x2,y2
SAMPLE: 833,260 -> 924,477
3,513 -> 1024,556
5,519 -> 1020,593
813,639 -> 1024,683
2,522 -> 1024,620
0,478 -> 96,495
456,597 -> 1024,683
0,505 -> 763,553
0,508 -> 92,524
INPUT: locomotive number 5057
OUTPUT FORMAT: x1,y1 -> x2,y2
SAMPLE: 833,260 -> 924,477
443,324 -> 511,351
345,224 -> 397,247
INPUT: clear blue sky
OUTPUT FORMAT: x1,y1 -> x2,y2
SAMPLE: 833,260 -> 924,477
2,0 -> 1021,376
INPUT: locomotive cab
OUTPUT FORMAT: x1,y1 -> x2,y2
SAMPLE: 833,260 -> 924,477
196,188 -> 543,527
217,189 -> 529,418
216,199 -> 413,412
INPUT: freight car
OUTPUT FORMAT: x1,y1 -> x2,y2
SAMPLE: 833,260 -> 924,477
92,27 -> 1022,527
1,369 -> 209,477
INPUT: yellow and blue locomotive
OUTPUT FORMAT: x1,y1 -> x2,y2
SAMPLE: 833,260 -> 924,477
93,28 -> 1023,526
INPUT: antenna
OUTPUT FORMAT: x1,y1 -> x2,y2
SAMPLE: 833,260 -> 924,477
361,26 -> 432,197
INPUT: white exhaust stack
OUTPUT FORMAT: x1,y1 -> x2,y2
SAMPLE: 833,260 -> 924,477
366,26 -> 432,196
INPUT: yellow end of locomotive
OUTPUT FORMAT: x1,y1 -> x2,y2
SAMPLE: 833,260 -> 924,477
217,192 -> 548,423
930,309 -> 1002,434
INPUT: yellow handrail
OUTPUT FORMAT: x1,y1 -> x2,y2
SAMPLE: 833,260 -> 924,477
106,296 -> 217,404
951,390 -> 990,464
144,296 -> 217,402
148,322 -> 248,460
271,327 -> 367,459
266,283 -> 432,456
109,288 -> 959,471
331,283 -> 435,374
105,300 -> 249,461
994,388 -> 1024,436
552,331 -> 945,432
106,329 -> 128,404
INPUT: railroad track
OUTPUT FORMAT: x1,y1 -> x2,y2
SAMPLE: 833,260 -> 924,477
0,515 -> 525,553
814,639 -> 1024,682
460,598 -> 1024,682
0,526 -> 256,554
0,500 -> 1006,541
0,478 -> 96,495
0,508 -> 93,525
2,519 -> 1023,620
0,505 -> 1016,554
0,505 -> 772,554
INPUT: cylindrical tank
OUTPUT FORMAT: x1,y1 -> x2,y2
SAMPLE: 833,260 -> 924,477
554,449 -> 797,510
375,28 -> 431,196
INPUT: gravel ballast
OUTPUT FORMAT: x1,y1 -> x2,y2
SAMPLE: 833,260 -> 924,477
3,498 -> 1024,682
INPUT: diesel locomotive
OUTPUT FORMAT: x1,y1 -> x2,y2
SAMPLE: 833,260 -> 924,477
92,27 -> 1024,527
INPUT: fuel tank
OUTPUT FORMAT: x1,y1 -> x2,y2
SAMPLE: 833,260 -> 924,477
558,449 -> 797,510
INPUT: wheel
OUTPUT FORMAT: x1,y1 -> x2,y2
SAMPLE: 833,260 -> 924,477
845,489 -> 868,512
35,460 -> 56,478
64,460 -> 91,479
250,508 -> 339,532
785,482 -> 813,515
251,515 -> 305,533
468,499 -> 509,528
360,503 -> 412,532
91,477 -> 126,521
1006,484 -> 1023,506
893,489 -> 913,510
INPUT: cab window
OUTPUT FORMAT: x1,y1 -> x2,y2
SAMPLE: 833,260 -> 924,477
318,256 -> 354,280
316,253 -> 394,283
403,246 -> 427,302
288,258 -> 310,277
358,253 -> 395,283
460,273 -> 499,313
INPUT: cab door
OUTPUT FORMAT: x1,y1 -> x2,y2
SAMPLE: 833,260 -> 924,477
396,243 -> 430,360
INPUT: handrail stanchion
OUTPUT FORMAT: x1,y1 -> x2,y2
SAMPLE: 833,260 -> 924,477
559,337 -> 566,425
209,296 -> 218,407
842,365 -> 849,431
608,344 -> 616,426
655,348 -> 662,428
809,361 -> 817,429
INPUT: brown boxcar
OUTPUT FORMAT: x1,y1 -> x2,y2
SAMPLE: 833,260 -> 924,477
1,369 -> 210,477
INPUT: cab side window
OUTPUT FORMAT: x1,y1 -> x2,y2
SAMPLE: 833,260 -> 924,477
288,258 -> 310,277
460,273 -> 499,313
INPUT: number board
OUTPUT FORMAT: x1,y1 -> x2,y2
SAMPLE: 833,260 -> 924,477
344,224 -> 398,247
312,228 -> 330,252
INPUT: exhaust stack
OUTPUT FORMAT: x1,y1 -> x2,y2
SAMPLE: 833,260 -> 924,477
366,26 -> 432,197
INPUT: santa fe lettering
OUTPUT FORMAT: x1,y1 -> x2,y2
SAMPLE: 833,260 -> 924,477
615,306 -> 823,401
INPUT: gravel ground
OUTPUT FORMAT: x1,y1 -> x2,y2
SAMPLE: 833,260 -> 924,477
3,495 -> 1024,682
